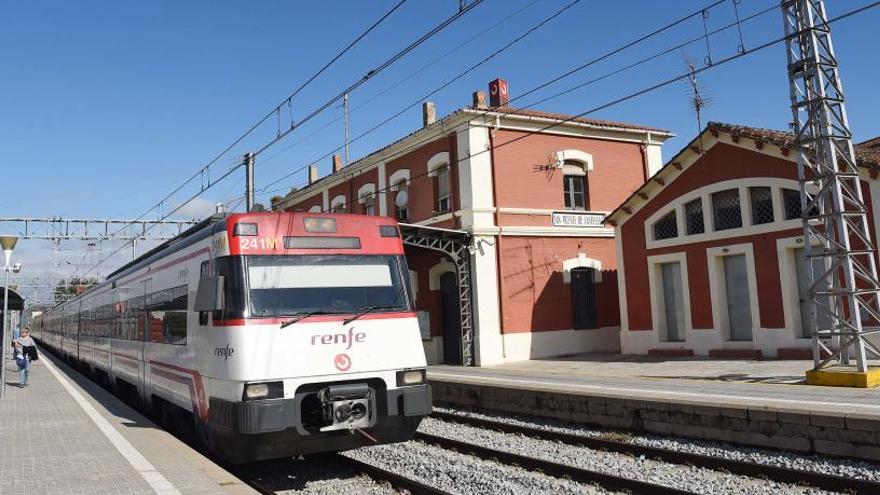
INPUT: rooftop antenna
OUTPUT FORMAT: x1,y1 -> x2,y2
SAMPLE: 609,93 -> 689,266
684,53 -> 712,152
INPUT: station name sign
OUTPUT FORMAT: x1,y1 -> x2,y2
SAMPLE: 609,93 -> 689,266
551,212 -> 605,227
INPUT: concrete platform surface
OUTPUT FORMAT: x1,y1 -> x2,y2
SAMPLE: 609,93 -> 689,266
429,353 -> 880,416
0,349 -> 256,495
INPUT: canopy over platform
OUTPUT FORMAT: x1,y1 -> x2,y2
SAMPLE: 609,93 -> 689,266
0,287 -> 24,311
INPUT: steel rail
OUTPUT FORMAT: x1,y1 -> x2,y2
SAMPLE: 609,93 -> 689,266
340,455 -> 454,495
432,411 -> 880,495
241,454 -> 453,495
413,431 -> 695,495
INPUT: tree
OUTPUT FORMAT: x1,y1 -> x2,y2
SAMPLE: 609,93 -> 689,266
54,277 -> 99,302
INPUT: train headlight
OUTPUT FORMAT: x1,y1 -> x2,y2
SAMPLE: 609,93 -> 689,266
243,381 -> 284,400
396,369 -> 426,386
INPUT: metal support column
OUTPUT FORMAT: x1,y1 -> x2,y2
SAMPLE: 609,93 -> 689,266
783,0 -> 880,372
400,224 -> 475,366
343,93 -> 351,166
1,270 -> 8,398
245,152 -> 255,213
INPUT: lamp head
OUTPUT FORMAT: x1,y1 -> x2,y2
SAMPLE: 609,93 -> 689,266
0,235 -> 17,266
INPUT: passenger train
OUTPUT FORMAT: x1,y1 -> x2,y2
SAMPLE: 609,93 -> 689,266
32,211 -> 430,462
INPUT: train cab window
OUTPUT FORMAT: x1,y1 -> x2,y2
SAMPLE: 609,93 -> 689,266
247,255 -> 411,317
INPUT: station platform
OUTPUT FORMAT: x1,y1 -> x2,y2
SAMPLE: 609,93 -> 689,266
428,354 -> 880,462
0,349 -> 256,495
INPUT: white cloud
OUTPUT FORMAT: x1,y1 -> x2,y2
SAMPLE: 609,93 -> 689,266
172,196 -> 218,220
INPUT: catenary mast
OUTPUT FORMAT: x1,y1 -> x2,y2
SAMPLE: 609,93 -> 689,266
783,0 -> 880,373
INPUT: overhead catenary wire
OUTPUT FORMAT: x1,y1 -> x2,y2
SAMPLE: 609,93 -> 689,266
252,0 -> 486,157
257,0 -> 752,195
281,1 -> 880,217
79,1 -> 483,278
256,0 -> 544,169
84,2 -> 409,269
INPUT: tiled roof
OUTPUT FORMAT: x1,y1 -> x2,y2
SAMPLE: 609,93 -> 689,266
859,136 -> 880,150
473,106 -> 673,134
276,105 -> 669,207
606,122 -> 880,224
708,122 -> 880,168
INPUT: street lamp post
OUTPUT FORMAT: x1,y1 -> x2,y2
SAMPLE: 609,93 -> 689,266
0,235 -> 20,399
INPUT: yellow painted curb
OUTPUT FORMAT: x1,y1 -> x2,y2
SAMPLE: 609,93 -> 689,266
805,367 -> 880,388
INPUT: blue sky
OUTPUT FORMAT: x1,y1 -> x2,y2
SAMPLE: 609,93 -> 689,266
1,0 -> 878,286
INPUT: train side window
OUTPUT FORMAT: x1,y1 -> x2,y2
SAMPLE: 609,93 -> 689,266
199,261 -> 210,325
163,285 -> 188,345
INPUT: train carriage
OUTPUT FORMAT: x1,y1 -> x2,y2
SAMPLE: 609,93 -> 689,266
33,211 -> 430,462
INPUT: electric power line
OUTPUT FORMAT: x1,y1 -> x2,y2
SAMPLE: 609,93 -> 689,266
282,1 -> 880,218
79,1 -> 483,278
258,0 -> 752,195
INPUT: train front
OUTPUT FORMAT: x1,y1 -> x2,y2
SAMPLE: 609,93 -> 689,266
197,212 -> 430,462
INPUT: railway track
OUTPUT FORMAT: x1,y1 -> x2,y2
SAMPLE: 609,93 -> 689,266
242,429 -> 698,495
431,410 -> 880,495
243,453 -> 453,495
412,430 -> 694,494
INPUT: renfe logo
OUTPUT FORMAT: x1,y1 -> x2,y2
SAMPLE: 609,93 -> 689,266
311,327 -> 366,350
334,353 -> 352,372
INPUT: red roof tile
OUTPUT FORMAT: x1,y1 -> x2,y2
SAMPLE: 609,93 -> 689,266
708,122 -> 880,168
473,106 -> 672,134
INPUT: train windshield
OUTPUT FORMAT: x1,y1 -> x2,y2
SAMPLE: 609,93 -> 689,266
246,255 -> 412,317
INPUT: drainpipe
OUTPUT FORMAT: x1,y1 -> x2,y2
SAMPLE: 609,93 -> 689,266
488,127 -> 507,360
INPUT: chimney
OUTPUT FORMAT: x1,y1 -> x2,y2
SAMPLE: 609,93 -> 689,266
472,90 -> 488,110
423,101 -> 436,127
332,154 -> 343,173
308,163 -> 318,184
489,78 -> 509,107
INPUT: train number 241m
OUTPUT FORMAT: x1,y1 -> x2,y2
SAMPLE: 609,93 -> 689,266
239,237 -> 277,250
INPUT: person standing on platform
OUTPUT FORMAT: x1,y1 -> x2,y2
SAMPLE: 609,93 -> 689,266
13,327 -> 36,387
10,323 -> 20,361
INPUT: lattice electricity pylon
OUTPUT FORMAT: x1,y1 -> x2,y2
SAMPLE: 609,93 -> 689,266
783,0 -> 880,372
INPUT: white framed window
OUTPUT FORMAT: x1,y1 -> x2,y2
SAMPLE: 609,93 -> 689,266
436,166 -> 451,213
653,211 -> 678,240
395,180 -> 409,221
749,186 -> 774,225
684,198 -> 704,235
357,183 -> 376,216
330,195 -> 347,213
782,188 -> 801,220
644,178 -> 807,249
711,189 -> 742,231
563,160 -> 588,210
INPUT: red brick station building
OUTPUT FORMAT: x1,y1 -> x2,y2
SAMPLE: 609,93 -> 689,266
275,80 -> 880,365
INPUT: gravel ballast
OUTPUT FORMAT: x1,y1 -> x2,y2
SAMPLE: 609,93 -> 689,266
345,437 -> 614,494
420,416 -> 829,495
233,454 -> 395,495
435,406 -> 880,484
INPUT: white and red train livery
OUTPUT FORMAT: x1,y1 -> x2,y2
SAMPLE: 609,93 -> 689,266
32,212 -> 430,462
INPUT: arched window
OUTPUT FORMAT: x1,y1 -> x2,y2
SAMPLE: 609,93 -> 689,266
563,160 -> 589,210
389,169 -> 410,221
653,211 -> 678,240
395,180 -> 409,220
428,152 -> 451,214
330,195 -> 347,213
357,183 -> 376,216
436,166 -> 451,213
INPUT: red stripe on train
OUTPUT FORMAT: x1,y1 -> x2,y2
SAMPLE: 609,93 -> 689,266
213,311 -> 417,327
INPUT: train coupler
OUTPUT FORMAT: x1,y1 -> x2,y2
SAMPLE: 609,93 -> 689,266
318,383 -> 374,433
